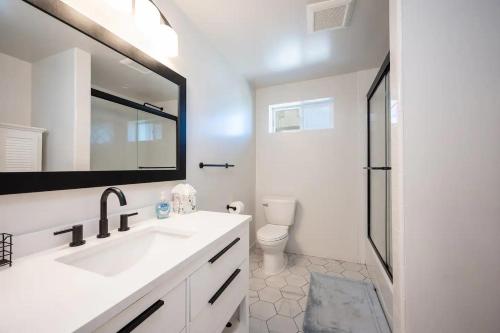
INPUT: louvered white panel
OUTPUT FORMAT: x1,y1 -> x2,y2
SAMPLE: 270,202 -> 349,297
5,137 -> 35,171
0,124 -> 46,172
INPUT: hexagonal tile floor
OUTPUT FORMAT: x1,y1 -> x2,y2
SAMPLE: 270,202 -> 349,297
249,248 -> 372,333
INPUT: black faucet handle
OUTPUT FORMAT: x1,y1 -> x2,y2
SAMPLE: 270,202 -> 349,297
124,212 -> 139,217
54,224 -> 86,247
119,212 -> 138,232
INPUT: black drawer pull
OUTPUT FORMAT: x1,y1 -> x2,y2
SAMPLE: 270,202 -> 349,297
208,269 -> 241,305
118,300 -> 164,333
363,166 -> 392,170
208,238 -> 240,264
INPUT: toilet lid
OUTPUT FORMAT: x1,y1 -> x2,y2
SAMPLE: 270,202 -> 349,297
257,225 -> 288,242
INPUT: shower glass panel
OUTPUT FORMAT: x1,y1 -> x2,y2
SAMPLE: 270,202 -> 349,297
137,111 -> 177,169
91,97 -> 138,170
367,57 -> 392,279
90,94 -> 178,171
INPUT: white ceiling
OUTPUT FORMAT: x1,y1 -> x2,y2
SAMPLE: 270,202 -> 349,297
168,0 -> 389,87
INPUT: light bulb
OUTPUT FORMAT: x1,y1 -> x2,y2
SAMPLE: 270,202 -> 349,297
158,24 -> 179,57
149,23 -> 178,59
105,0 -> 133,14
134,0 -> 161,32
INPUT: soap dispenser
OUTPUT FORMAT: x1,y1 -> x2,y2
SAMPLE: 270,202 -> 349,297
156,191 -> 171,219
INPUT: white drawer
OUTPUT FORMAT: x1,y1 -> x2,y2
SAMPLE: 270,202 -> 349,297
95,280 -> 186,333
190,228 -> 248,320
190,260 -> 249,333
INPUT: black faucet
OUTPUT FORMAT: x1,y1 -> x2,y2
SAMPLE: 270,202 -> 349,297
98,187 -> 127,238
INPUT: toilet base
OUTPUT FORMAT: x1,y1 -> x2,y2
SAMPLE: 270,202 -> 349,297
257,232 -> 289,275
262,252 -> 287,275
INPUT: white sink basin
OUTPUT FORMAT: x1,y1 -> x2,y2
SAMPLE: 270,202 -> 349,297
56,226 -> 195,276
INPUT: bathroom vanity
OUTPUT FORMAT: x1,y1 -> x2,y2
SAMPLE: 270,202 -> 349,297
0,211 -> 251,333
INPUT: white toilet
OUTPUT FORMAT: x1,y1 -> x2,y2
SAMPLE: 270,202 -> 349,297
257,196 -> 296,274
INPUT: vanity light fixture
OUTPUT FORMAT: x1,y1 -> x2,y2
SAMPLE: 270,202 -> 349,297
155,23 -> 179,58
104,0 -> 179,57
134,0 -> 161,31
63,0 -> 179,58
135,0 -> 178,57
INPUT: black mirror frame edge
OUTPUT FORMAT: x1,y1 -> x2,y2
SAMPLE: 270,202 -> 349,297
0,0 -> 187,195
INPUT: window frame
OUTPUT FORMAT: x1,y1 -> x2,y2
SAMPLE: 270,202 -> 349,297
268,97 -> 334,133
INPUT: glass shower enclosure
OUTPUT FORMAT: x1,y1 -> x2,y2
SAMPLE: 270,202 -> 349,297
367,55 -> 392,280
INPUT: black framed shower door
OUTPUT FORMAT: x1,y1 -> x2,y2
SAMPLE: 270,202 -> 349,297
366,54 -> 392,281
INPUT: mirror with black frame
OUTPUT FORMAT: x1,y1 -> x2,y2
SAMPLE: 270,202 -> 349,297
0,0 -> 182,173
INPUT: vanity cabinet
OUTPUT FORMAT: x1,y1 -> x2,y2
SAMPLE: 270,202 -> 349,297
95,281 -> 186,333
190,261 -> 249,333
190,236 -> 247,319
94,225 -> 249,333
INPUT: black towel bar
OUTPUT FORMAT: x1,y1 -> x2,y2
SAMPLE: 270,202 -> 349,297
199,162 -> 235,169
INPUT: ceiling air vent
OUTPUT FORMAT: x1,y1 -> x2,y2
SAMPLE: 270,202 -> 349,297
119,58 -> 152,74
307,0 -> 355,33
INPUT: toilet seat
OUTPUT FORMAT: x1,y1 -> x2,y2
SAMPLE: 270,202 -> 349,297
257,225 -> 288,242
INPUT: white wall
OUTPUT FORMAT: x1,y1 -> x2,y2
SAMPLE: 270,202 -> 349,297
156,0 -> 255,237
0,0 -> 255,257
387,0 -> 404,331
0,52 -> 32,126
32,48 -> 91,171
395,1 -> 500,332
73,48 -> 92,171
255,69 -> 377,262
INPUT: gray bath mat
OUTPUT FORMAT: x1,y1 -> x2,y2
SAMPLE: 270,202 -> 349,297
303,272 -> 391,333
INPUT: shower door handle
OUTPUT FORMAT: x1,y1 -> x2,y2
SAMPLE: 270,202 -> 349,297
364,167 -> 392,170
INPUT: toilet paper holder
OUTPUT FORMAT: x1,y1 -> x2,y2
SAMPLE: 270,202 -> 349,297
226,201 -> 244,214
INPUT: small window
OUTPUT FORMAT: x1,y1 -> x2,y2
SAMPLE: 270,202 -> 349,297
128,120 -> 163,142
269,98 -> 334,133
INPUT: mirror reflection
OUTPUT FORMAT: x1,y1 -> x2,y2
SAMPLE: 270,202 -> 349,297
0,1 -> 179,172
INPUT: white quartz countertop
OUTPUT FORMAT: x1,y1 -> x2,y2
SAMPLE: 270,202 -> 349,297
0,211 -> 251,333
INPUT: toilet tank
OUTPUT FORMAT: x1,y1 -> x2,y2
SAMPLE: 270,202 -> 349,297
262,196 -> 296,226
